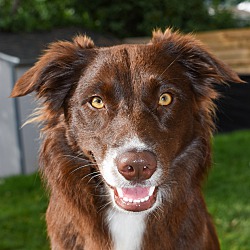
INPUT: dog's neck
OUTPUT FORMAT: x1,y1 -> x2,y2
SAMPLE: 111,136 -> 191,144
106,208 -> 146,250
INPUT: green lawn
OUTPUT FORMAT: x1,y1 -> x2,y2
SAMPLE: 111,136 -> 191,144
0,130 -> 249,250
0,174 -> 49,250
204,130 -> 250,250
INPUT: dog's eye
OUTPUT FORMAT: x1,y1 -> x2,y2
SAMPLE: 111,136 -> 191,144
159,93 -> 172,106
90,96 -> 104,109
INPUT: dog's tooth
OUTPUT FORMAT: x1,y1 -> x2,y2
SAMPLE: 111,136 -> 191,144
140,198 -> 146,203
116,188 -> 123,198
123,197 -> 129,202
145,196 -> 150,201
149,186 -> 155,196
134,199 -> 140,203
129,198 -> 133,203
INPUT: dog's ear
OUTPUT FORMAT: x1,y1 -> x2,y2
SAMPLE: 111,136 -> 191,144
151,28 -> 243,88
151,28 -> 244,132
10,35 -> 95,111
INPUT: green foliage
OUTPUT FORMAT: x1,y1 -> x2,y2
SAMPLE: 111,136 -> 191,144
210,8 -> 238,30
0,0 -> 76,32
0,0 -> 245,37
0,130 -> 249,249
72,0 -> 210,37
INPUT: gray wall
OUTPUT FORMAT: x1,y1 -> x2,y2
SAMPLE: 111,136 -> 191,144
15,65 -> 40,175
0,58 -> 21,176
0,56 -> 40,177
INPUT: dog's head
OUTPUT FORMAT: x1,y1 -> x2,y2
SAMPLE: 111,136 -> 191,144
11,29 -> 242,214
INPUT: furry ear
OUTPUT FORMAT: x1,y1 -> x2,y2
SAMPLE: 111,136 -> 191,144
151,28 -> 243,87
151,28 -> 244,132
11,35 -> 96,111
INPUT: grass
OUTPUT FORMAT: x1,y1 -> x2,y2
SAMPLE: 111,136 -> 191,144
0,130 -> 249,250
0,174 -> 49,250
204,130 -> 250,250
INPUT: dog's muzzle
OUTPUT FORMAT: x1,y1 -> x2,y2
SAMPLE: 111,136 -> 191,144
111,150 -> 158,212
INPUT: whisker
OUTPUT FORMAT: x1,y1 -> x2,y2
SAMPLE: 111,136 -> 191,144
98,200 -> 113,213
151,206 -> 164,221
70,164 -> 97,174
93,193 -> 110,198
63,154 -> 91,163
160,53 -> 183,77
80,171 -> 100,182
94,180 -> 105,192
107,207 -> 117,222
87,173 -> 102,184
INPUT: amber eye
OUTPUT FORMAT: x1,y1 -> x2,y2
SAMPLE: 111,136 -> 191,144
159,93 -> 172,106
90,96 -> 104,109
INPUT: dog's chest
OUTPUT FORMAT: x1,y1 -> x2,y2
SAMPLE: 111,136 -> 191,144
106,209 -> 146,250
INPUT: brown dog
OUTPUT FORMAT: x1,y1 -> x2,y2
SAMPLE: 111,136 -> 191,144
11,29 -> 242,249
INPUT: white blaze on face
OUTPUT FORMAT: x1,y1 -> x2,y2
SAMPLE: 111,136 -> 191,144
100,135 -> 163,212
101,136 -> 150,187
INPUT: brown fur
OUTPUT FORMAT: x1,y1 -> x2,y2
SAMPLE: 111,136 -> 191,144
11,29 -> 242,249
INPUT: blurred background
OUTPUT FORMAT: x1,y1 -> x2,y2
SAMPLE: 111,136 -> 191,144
0,0 -> 249,249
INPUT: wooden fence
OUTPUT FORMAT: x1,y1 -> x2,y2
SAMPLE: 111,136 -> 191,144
124,28 -> 250,75
196,28 -> 250,74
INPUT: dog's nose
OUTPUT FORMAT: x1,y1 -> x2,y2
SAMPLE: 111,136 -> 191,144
116,150 -> 157,181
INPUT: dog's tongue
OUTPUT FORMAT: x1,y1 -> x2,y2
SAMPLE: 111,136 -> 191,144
118,187 -> 152,200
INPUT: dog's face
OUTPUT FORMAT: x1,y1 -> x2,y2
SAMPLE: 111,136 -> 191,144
11,29 -> 242,214
68,45 -> 197,212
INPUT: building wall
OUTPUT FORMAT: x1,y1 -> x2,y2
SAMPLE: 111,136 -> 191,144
0,58 -> 40,177
15,65 -> 40,174
0,59 -> 21,176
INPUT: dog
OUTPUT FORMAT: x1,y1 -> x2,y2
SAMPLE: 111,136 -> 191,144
11,28 -> 242,250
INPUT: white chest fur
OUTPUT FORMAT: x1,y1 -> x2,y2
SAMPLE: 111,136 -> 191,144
106,209 -> 146,250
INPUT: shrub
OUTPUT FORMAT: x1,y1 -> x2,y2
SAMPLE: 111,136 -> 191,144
0,0 -> 244,37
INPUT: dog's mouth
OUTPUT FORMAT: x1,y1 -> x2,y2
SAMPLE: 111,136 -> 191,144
112,186 -> 157,212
